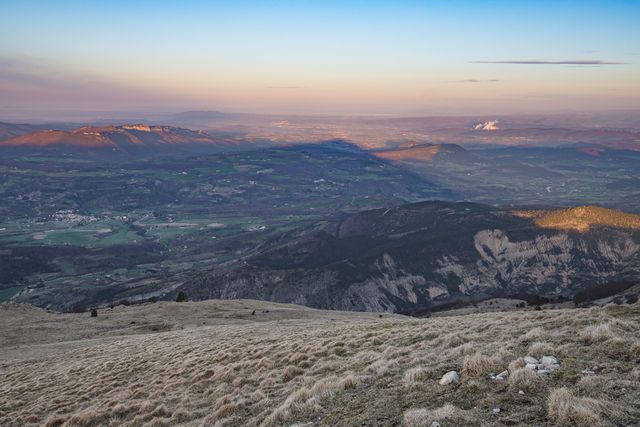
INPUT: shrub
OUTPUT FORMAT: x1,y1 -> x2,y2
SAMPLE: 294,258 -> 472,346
176,291 -> 187,303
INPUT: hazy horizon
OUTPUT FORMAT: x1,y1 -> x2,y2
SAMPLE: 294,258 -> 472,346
2,0 -> 639,119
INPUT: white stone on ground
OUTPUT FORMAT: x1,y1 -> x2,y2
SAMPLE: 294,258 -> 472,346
439,370 -> 459,385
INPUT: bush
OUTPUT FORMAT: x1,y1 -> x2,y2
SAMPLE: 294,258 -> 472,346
176,291 -> 187,302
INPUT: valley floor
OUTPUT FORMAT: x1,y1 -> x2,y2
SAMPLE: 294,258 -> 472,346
0,300 -> 639,426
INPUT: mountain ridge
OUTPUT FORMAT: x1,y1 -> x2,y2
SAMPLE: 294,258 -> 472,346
0,123 -> 238,152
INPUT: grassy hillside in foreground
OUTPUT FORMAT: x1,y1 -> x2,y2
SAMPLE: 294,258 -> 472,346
0,300 -> 639,426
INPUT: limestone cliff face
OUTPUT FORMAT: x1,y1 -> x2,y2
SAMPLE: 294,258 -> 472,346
182,202 -> 640,312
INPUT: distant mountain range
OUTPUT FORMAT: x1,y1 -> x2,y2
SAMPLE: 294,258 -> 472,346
0,124 -> 242,153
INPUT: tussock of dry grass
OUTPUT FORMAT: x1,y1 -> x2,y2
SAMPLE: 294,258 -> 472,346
403,404 -> 470,427
462,352 -> 494,377
508,367 -> 539,392
0,300 -> 638,426
529,341 -> 554,358
547,387 -> 606,426
581,322 -> 617,344
403,367 -> 429,388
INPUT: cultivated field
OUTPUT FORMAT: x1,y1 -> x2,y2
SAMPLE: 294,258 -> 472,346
0,300 -> 638,426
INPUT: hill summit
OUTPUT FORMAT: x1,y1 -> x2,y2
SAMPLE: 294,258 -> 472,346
513,206 -> 640,232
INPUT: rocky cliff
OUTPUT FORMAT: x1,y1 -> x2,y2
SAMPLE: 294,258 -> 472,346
181,202 -> 640,312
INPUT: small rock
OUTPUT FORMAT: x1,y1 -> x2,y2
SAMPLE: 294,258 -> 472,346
536,369 -> 551,375
439,371 -> 459,385
90,309 -> 98,317
430,422 -> 441,427
495,370 -> 508,380
493,407 -> 501,413
581,369 -> 595,375
541,356 -> 559,368
525,363 -> 537,371
536,363 -> 544,370
524,356 -> 538,364
518,390 -> 525,395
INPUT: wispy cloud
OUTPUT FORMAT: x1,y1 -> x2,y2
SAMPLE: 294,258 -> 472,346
471,59 -> 627,65
456,79 -> 501,83
264,86 -> 304,89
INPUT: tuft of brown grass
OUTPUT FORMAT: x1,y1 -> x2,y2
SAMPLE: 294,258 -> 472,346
462,352 -> 494,377
529,341 -> 554,358
403,404 -> 469,427
403,367 -> 428,388
508,367 -> 539,392
581,323 -> 616,344
282,365 -> 305,381
547,387 -> 606,426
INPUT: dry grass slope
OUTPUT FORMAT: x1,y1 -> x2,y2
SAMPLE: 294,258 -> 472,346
0,300 -> 638,426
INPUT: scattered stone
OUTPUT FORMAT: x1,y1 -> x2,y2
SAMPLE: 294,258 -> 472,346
493,407 -> 501,413
490,370 -> 508,380
430,422 -> 441,427
581,369 -> 595,375
522,355 -> 560,375
439,371 -> 459,385
518,390 -> 525,395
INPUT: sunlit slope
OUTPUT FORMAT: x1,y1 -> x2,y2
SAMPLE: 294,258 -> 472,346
513,206 -> 640,232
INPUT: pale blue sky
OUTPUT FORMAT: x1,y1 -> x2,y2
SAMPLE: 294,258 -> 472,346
1,1 -> 639,116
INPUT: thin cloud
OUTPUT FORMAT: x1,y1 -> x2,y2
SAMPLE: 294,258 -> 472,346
264,86 -> 304,89
471,59 -> 627,65
456,79 -> 501,83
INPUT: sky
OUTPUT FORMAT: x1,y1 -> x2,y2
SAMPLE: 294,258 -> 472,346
1,0 -> 639,119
